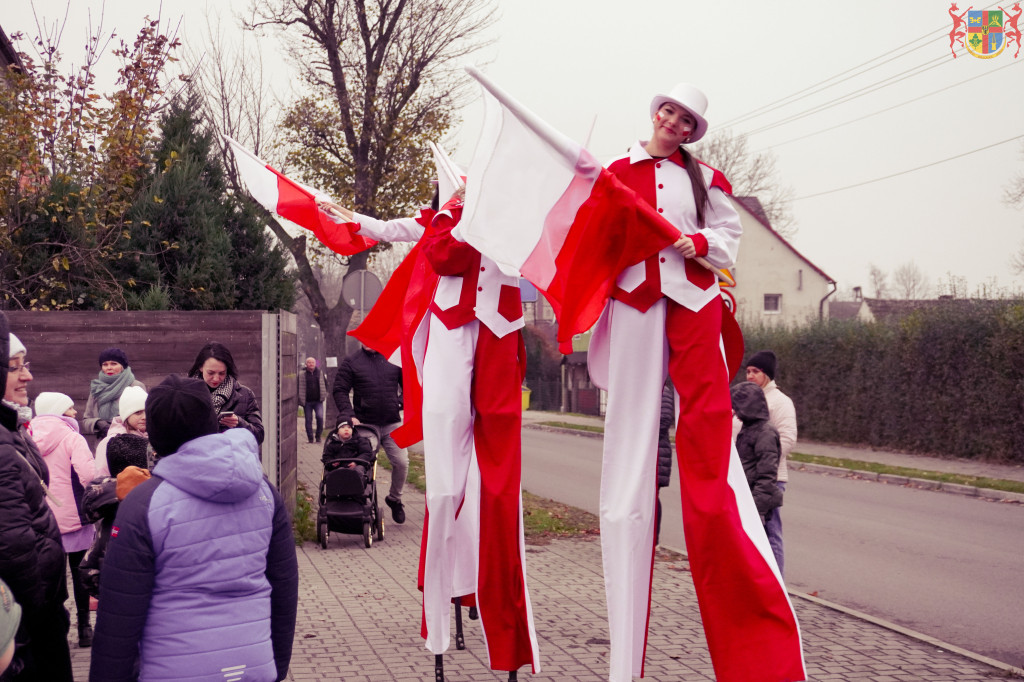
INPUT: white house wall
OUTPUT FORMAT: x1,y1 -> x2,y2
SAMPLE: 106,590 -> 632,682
728,198 -> 834,328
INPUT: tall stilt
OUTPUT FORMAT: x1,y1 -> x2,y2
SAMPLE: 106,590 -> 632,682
508,671 -> 518,681
434,654 -> 444,682
454,596 -> 466,650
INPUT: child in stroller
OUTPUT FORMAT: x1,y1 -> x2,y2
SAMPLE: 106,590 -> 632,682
317,420 -> 384,548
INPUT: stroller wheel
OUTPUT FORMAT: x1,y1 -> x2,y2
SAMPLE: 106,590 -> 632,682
374,506 -> 385,541
318,521 -> 328,549
363,521 -> 372,548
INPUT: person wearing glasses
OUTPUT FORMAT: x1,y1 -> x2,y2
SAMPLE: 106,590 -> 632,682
0,317 -> 74,680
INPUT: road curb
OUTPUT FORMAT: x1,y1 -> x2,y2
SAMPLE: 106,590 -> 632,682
795,462 -> 1024,504
787,590 -> 1024,679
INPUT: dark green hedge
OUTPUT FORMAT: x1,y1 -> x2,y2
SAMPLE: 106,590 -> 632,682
740,301 -> 1024,463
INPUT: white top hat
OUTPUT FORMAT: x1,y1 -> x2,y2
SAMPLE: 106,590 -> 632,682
649,83 -> 710,143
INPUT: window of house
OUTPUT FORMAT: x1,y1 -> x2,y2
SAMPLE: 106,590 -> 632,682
764,294 -> 781,314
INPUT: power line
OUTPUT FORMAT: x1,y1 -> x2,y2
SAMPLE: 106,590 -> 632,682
761,58 -> 1024,151
792,134 -> 1024,201
720,2 -> 1000,130
744,52 -> 954,136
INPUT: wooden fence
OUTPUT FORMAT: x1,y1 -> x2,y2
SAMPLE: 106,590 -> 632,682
5,310 -> 298,512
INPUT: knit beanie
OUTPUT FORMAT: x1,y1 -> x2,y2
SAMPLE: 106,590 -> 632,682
107,433 -> 151,476
119,385 -> 149,421
34,392 -> 74,417
145,375 -> 219,456
98,347 -> 130,368
9,333 -> 26,359
0,578 -> 22,659
746,350 -> 777,381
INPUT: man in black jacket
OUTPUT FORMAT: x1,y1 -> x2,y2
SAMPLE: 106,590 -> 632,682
299,357 -> 328,444
333,345 -> 407,523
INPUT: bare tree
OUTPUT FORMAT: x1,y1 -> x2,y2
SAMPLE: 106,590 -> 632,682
892,261 -> 929,300
868,263 -> 889,299
1004,140 -> 1024,209
692,129 -> 796,238
1012,240 -> 1024,277
198,0 -> 497,354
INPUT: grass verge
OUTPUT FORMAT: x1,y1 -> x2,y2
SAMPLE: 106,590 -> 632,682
292,482 -> 317,545
532,419 -> 1024,495
789,453 -> 1024,494
536,420 -> 605,434
406,446 -> 598,541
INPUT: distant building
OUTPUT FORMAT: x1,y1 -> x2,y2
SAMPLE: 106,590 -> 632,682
729,196 -> 836,327
0,25 -> 24,76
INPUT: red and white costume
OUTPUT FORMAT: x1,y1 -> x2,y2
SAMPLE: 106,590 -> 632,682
588,143 -> 805,682
349,203 -> 541,673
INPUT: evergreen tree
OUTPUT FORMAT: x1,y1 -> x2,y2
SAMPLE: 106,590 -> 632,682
120,93 -> 295,311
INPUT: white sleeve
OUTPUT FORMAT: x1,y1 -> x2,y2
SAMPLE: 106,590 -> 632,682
697,187 -> 743,269
770,392 -> 798,460
350,213 -> 425,243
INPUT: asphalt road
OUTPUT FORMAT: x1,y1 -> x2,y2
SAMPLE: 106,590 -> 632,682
520,427 -> 1024,669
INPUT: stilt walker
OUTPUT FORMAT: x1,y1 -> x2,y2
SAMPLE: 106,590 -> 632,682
451,69 -> 806,682
313,150 -> 541,678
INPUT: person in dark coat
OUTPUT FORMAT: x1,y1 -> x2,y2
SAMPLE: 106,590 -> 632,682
188,342 -> 265,445
655,380 -> 675,545
0,316 -> 73,681
730,381 -> 783,523
321,420 -> 375,475
298,357 -> 328,444
90,375 -> 298,682
332,345 -> 407,523
79,433 -> 152,598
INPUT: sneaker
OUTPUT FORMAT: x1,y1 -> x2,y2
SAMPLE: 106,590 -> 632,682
78,623 -> 93,648
385,496 -> 406,524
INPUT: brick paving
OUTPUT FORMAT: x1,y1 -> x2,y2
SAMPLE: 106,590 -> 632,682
67,435 -> 1014,681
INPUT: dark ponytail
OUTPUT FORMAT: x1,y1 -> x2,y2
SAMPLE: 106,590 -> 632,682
680,146 -> 710,228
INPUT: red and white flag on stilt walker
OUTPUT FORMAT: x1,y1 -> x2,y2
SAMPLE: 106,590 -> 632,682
224,136 -> 377,256
457,66 -> 682,353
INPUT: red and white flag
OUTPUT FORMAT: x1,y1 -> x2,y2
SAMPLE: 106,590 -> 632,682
224,136 -> 376,256
457,66 -> 682,352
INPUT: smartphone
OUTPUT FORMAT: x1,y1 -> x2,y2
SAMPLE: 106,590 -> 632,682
219,411 -> 235,418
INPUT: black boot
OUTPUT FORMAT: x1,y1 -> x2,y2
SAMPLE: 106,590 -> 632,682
78,622 -> 93,648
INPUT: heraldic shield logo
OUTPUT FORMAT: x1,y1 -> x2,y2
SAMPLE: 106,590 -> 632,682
949,3 -> 1022,58
967,10 -> 1005,57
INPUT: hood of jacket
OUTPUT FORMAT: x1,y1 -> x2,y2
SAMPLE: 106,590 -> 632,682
731,381 -> 770,425
28,413 -> 81,446
151,428 -> 263,504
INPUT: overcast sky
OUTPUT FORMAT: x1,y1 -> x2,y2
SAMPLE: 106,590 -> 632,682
6,0 -> 1024,296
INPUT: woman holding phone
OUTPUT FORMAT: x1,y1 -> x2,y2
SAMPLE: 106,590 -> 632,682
187,342 -> 264,445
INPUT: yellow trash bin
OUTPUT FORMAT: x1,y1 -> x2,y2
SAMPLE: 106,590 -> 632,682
521,387 -> 532,411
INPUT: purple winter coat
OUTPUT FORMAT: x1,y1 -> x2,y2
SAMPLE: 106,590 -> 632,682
89,428 -> 298,681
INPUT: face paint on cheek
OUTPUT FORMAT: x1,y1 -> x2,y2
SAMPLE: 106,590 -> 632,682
655,112 -> 662,122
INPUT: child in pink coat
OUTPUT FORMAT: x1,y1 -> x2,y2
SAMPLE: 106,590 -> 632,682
28,392 -> 97,648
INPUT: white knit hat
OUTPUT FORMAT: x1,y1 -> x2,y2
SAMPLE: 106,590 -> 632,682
8,333 -> 26,358
119,385 -> 148,421
34,392 -> 74,417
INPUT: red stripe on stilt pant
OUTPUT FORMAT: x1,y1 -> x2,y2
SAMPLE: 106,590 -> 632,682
666,300 -> 805,682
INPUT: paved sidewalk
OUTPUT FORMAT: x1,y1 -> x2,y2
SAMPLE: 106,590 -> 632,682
68,432 -> 1019,681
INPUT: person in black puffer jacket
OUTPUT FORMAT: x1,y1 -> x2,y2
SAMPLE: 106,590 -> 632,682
655,380 -> 675,546
332,345 -> 407,524
730,381 -> 783,523
0,315 -> 73,681
321,420 -> 375,475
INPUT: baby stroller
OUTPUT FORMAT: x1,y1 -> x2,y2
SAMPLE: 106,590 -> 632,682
317,423 -> 385,548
